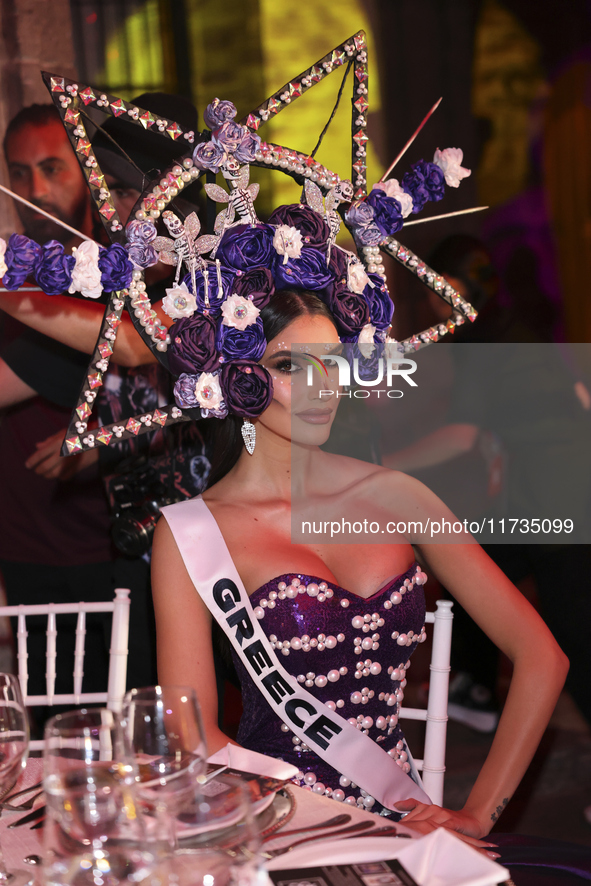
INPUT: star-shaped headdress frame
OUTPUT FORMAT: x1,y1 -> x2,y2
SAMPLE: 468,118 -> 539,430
42,29 -> 478,457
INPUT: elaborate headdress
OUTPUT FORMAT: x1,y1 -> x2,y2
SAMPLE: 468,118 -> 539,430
0,31 -> 477,456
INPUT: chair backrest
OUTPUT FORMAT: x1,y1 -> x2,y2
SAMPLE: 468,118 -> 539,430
0,589 -> 130,750
398,599 -> 453,806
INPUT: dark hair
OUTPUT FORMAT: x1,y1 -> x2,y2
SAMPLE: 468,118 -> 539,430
3,104 -> 62,157
205,289 -> 336,487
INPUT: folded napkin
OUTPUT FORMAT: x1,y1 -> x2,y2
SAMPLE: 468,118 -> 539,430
267,828 -> 510,886
207,745 -> 299,782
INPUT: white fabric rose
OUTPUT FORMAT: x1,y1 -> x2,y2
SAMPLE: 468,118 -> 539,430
273,225 -> 303,265
347,256 -> 370,294
433,148 -> 471,188
221,293 -> 260,330
162,282 -> 197,319
373,179 -> 414,218
69,240 -> 103,299
358,323 -> 377,357
0,238 -> 7,279
195,372 -> 224,411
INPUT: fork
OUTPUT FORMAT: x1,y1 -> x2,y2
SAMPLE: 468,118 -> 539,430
0,790 -> 43,812
262,819 -> 375,858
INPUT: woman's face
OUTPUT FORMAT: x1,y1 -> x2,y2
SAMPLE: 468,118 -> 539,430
258,314 -> 342,447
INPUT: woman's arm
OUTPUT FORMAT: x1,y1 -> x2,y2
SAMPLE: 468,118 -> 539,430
399,541 -> 568,838
0,289 -> 158,366
151,515 -> 237,755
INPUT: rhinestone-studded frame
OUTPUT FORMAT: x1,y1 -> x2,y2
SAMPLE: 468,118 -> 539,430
43,30 -> 476,456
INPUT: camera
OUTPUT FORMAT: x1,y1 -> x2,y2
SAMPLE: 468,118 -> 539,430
106,459 -> 180,557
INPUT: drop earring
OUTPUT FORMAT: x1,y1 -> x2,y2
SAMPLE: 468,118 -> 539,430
241,419 -> 256,454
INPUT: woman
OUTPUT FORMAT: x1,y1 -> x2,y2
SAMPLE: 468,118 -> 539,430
152,288 -> 568,852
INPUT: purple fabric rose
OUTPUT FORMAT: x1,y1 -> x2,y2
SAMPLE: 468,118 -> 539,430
401,160 -> 445,213
326,281 -> 370,336
216,317 -> 267,362
168,313 -> 219,375
232,267 -> 274,309
344,201 -> 383,246
33,240 -> 75,295
212,121 -> 247,154
125,219 -> 157,245
220,361 -> 273,418
3,234 -> 42,289
273,246 -> 333,291
182,264 -> 236,315
366,189 -> 403,237
192,138 -> 226,173
98,243 -> 133,292
204,98 -> 237,130
344,343 -> 382,383
235,131 -> 261,164
362,274 -> 394,330
328,247 -> 349,283
216,224 -> 275,272
127,243 -> 159,269
268,204 -> 330,248
173,373 -> 200,408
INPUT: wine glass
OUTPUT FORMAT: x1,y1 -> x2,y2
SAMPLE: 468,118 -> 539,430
122,686 -> 207,846
43,708 -> 156,886
0,673 -> 29,885
173,776 -> 262,886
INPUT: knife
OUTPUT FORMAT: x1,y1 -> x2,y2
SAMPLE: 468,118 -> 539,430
7,805 -> 46,829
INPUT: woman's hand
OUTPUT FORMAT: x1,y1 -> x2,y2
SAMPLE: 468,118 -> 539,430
394,799 -> 499,857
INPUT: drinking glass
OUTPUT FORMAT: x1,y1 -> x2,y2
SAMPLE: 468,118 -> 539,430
43,708 -> 157,886
0,673 -> 29,885
173,776 -> 262,886
122,686 -> 207,845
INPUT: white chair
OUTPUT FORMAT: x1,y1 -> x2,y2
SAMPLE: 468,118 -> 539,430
0,588 -> 130,750
398,599 -> 454,806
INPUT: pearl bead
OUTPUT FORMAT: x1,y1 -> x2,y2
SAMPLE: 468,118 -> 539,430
377,618 -> 385,627
269,635 -> 277,643
325,636 -> 337,649
318,594 -> 326,602
254,607 -> 264,619
327,669 -> 340,682
397,634 -> 408,645
312,782 -> 325,794
376,716 -> 387,730
337,634 -> 345,643
362,716 -> 373,729
304,772 -> 317,785
297,675 -> 305,682
384,600 -> 392,609
302,635 -> 310,643
399,751 -> 408,762
352,616 -> 364,629
325,700 -> 336,710
391,592 -> 402,605
318,633 -> 326,642
345,796 -> 357,806
361,687 -> 369,696
302,644 -> 311,652
267,600 -> 276,609
350,691 -> 362,704
362,638 -> 373,650
362,625 -> 370,633
269,591 -> 277,601
305,680 -> 314,687
278,591 -> 286,600
292,737 -> 300,744
286,587 -> 298,598
291,637 -> 302,651
315,675 -> 328,688
310,638 -> 318,647
317,643 -> 325,651
332,789 -> 345,802
348,718 -> 357,726
278,582 -> 287,591
362,668 -> 369,676
306,672 -> 315,680
354,638 -> 362,647
292,578 -> 301,587
325,788 -> 332,797
392,632 -> 399,639
336,699 -> 344,708
307,582 -> 319,597
361,696 -> 368,704
281,724 -> 290,732
340,599 -> 350,608
340,667 -> 348,675
392,668 -> 403,681
370,662 -> 382,675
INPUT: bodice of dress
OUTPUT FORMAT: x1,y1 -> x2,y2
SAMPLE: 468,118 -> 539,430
231,562 -> 427,812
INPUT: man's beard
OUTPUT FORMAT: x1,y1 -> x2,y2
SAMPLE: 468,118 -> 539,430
20,200 -> 86,246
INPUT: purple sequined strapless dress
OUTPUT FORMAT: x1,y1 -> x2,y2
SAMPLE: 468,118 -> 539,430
231,562 -> 427,813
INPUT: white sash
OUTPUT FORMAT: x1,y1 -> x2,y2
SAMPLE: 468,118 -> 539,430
162,496 -> 431,809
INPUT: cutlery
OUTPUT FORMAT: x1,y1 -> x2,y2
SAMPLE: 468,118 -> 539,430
0,790 -> 43,812
7,806 -> 45,829
262,812 -> 351,842
263,819 -> 375,858
0,782 -> 43,806
352,826 -> 401,838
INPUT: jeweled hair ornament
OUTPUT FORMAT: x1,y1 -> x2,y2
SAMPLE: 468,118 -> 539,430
0,30 -> 482,456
